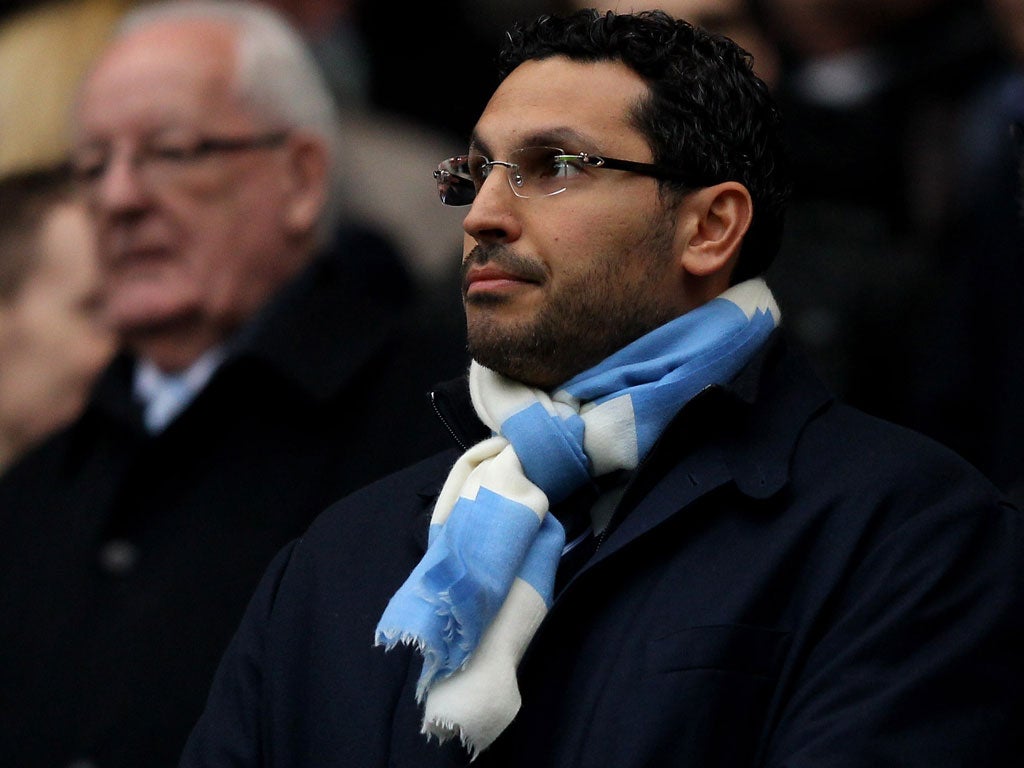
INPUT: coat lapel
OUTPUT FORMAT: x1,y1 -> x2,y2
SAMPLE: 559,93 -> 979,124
566,334 -> 835,589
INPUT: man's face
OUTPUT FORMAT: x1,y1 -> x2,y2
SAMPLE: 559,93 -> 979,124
461,57 -> 692,389
72,20 -> 309,371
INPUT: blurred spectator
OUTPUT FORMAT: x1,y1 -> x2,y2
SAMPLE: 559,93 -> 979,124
754,0 -> 998,218
0,165 -> 114,473
254,0 -> 469,288
0,2 -> 465,766
0,0 -> 133,176
752,0 -> 1005,428
904,0 -> 1024,503
256,0 -> 368,105
0,0 -> 466,291
330,110 -> 466,291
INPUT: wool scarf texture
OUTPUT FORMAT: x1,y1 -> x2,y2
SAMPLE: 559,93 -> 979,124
375,278 -> 780,757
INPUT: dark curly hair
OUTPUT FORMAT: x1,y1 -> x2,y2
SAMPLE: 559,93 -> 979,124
497,9 -> 790,281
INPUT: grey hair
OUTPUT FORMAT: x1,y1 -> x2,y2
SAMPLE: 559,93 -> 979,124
116,0 -> 345,245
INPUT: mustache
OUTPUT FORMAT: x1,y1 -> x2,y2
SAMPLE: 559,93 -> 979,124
461,244 -> 546,287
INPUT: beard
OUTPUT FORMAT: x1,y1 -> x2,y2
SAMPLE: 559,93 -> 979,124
462,212 -> 680,389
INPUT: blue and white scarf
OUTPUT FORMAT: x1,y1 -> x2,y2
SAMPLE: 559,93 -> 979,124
375,278 -> 780,757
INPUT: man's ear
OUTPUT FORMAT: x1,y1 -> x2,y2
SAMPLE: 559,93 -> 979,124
282,134 -> 330,238
675,181 -> 752,280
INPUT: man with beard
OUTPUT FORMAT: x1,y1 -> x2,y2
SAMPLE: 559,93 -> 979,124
181,10 -> 1024,768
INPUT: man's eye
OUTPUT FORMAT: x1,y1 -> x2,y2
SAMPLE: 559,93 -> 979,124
543,155 -> 584,179
149,145 -> 195,162
71,159 -> 106,181
467,158 -> 490,185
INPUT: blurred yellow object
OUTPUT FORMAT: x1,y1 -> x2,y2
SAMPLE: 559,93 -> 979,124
0,0 -> 134,175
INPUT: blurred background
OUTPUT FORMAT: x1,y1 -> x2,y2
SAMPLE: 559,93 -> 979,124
1,0 -> 1021,501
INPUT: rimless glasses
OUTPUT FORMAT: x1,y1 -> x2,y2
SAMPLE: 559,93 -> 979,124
433,145 -> 702,206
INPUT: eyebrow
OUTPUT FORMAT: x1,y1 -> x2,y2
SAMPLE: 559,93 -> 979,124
469,126 -> 599,157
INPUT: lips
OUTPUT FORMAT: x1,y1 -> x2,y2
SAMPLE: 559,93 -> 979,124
463,250 -> 548,296
102,227 -> 172,267
464,265 -> 541,298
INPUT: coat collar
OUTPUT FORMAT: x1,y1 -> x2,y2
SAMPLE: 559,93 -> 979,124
593,331 -> 834,568
224,225 -> 414,402
431,330 -> 832,490
87,225 -> 415,428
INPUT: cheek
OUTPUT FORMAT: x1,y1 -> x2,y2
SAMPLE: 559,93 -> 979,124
539,208 -> 650,279
547,195 -> 651,247
10,286 -> 60,347
186,199 -> 294,313
177,208 -> 255,285
219,186 -> 289,252
25,293 -> 91,356
174,172 -> 281,246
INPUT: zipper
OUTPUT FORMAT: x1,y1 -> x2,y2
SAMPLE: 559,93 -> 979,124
590,454 -> 648,559
430,390 -> 469,452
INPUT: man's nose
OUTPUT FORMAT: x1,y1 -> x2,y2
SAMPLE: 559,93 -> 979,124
462,169 -> 522,245
92,151 -> 152,214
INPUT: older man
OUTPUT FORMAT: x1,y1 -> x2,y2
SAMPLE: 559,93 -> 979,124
0,2 -> 464,766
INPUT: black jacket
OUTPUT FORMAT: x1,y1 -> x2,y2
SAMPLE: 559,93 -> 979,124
0,228 -> 468,768
181,333 -> 1024,767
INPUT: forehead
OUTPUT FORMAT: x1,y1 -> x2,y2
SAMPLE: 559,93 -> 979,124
472,56 -> 651,155
74,20 -> 250,138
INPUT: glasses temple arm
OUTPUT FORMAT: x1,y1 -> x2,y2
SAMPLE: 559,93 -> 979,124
582,154 -> 706,187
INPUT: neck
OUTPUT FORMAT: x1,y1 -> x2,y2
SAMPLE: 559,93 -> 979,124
125,320 -> 229,374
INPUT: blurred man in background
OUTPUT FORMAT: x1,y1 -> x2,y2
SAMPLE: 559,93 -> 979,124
0,2 -> 465,766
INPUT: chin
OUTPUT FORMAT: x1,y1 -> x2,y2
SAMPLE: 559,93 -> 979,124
106,290 -> 194,329
469,343 -> 562,390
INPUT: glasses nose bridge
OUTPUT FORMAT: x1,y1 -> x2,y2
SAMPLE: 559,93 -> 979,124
483,158 -> 525,196
107,141 -> 146,176
92,142 -> 153,204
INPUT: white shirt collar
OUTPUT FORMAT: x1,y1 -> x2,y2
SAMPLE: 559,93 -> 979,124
133,346 -> 227,434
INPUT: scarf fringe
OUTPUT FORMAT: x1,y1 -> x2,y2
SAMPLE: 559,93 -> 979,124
374,623 -> 472,703
422,718 -> 484,762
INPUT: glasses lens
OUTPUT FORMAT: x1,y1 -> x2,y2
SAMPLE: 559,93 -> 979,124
434,147 -> 578,204
435,156 -> 476,206
510,147 -> 574,198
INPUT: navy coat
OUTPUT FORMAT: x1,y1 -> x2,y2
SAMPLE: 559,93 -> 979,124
182,334 -> 1024,767
0,228 -> 468,768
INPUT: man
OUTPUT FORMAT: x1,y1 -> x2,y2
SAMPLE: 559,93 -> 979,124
0,165 -> 114,473
0,2 -> 464,767
181,10 -> 1023,767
